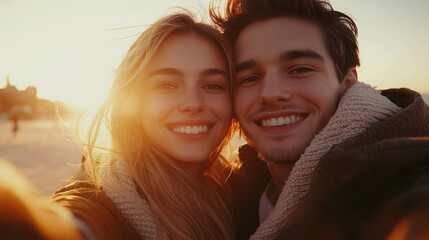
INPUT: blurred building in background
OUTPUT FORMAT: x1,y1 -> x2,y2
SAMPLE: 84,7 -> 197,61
0,75 -> 74,120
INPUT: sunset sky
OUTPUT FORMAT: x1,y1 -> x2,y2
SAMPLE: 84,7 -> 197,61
0,0 -> 428,107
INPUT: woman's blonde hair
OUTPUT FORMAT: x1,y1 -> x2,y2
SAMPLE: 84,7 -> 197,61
78,12 -> 238,239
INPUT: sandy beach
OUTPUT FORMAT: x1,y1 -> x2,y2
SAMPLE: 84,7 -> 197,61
0,118 -> 83,196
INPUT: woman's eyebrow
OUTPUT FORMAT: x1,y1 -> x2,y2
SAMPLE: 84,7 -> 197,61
147,68 -> 183,78
147,68 -> 226,78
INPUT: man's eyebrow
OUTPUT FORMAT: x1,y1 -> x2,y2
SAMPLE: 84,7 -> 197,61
279,50 -> 325,62
200,68 -> 227,77
235,50 -> 323,73
236,60 -> 257,73
147,68 -> 183,78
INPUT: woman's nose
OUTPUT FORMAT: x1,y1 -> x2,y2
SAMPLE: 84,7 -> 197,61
178,88 -> 204,113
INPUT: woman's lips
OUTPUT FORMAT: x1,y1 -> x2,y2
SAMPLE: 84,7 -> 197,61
171,125 -> 209,134
166,122 -> 213,140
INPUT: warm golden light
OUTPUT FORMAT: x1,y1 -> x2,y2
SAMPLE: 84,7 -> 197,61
0,0 -> 213,108
0,0 -> 428,109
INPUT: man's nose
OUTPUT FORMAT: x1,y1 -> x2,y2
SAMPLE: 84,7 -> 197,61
259,70 -> 292,106
178,88 -> 204,113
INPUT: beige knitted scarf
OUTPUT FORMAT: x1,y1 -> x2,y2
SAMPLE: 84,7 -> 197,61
100,159 -> 161,239
250,82 -> 402,239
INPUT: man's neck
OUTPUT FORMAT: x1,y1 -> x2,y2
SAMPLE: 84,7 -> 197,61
266,163 -> 294,205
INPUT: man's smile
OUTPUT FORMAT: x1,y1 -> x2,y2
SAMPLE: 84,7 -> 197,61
257,114 -> 307,127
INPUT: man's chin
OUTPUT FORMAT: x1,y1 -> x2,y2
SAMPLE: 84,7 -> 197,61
257,147 -> 304,165
250,134 -> 314,165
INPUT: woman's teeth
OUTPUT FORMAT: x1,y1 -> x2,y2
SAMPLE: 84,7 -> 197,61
261,115 -> 304,127
172,125 -> 208,134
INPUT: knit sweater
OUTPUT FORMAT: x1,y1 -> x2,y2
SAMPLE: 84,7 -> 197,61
280,88 -> 429,240
100,160 -> 160,239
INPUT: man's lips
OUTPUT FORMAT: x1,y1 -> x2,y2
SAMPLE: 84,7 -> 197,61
255,114 -> 307,127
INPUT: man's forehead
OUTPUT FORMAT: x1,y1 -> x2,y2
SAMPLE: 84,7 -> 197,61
234,17 -> 328,63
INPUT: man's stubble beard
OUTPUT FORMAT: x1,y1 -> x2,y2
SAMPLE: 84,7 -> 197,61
252,132 -> 316,164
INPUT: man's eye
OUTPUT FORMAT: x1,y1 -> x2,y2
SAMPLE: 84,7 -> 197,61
239,75 -> 260,85
290,67 -> 314,74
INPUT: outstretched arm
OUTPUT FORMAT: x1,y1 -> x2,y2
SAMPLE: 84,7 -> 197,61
0,158 -> 83,240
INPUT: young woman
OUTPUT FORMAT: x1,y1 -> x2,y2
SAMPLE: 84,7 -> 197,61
0,12 -> 238,240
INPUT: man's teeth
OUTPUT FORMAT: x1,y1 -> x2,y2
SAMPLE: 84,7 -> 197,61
261,115 -> 304,127
172,125 -> 208,134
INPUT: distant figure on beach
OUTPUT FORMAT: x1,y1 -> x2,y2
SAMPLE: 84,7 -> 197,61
11,117 -> 19,136
0,11 -> 238,239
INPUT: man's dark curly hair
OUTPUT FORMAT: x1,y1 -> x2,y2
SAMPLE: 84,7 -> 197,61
210,0 -> 360,81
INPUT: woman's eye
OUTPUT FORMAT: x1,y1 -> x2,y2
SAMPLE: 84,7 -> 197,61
239,75 -> 260,86
154,82 -> 177,90
204,83 -> 226,90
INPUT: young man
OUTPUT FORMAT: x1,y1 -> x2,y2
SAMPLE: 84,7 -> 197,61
211,0 -> 429,239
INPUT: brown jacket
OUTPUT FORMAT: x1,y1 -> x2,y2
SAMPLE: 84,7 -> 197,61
52,181 -> 140,240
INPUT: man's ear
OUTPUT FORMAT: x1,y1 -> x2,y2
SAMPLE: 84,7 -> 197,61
340,67 -> 358,94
